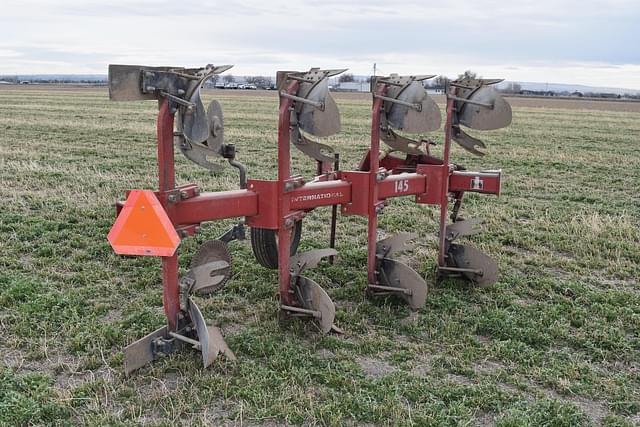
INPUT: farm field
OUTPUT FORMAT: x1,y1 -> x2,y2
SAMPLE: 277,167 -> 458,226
0,87 -> 639,426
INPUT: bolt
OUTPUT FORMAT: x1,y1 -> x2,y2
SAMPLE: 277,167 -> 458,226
177,89 -> 185,96
179,230 -> 188,238
167,194 -> 177,203
376,172 -> 386,182
194,226 -> 201,234
180,190 -> 188,199
284,218 -> 294,228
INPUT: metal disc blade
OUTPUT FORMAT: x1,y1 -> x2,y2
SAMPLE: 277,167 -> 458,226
123,326 -> 168,375
445,219 -> 483,241
380,129 -> 424,155
451,126 -> 486,156
387,81 -> 441,133
376,232 -> 418,258
290,248 -> 338,275
190,239 -> 232,295
292,128 -> 336,163
378,258 -> 428,310
447,244 -> 498,287
458,86 -> 512,130
298,79 -> 341,137
178,140 -> 224,172
297,276 -> 335,333
188,297 -> 221,367
206,100 -> 224,152
182,84 -> 209,143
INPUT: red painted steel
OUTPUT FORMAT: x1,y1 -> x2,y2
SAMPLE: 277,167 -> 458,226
277,81 -> 299,306
416,164 -> 445,205
367,85 -> 386,285
437,98 -> 455,267
156,100 -> 181,332
173,189 -> 258,226
289,180 -> 351,210
449,171 -> 501,195
377,173 -> 426,200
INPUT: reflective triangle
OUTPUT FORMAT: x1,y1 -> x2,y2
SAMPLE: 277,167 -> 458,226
108,190 -> 180,256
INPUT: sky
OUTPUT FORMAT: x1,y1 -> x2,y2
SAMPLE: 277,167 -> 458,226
1,0 -> 639,89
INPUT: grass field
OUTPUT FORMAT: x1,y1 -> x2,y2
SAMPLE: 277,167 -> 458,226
0,87 -> 639,426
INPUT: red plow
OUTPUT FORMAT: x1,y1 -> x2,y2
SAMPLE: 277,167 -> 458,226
107,64 -> 512,373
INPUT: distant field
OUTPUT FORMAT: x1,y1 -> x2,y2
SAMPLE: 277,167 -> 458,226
0,88 -> 638,426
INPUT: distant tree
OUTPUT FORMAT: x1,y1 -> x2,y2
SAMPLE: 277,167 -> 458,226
339,73 -> 355,83
223,74 -> 235,83
246,75 -> 273,88
433,75 -> 450,89
502,82 -> 522,94
457,70 -> 479,80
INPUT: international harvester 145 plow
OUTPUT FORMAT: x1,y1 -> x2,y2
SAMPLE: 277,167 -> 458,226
107,64 -> 512,374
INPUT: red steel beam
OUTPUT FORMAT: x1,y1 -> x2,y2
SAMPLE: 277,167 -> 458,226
173,190 -> 258,226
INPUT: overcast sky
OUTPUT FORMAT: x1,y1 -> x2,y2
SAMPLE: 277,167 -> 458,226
1,0 -> 639,89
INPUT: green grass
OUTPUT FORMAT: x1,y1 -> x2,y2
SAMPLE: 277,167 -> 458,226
0,88 -> 639,426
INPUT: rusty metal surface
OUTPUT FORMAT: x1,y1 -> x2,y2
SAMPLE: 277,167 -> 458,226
189,239 -> 232,295
123,325 -> 168,375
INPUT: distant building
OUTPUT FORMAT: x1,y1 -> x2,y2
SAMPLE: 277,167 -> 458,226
333,81 -> 369,92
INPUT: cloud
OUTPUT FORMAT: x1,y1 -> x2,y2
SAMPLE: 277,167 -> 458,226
1,0 -> 639,89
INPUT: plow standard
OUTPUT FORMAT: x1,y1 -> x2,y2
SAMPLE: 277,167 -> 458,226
107,64 -> 512,374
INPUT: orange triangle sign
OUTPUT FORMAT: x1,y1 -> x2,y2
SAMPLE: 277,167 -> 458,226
108,190 -> 181,257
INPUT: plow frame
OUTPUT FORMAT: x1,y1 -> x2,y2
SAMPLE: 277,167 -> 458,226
131,82 -> 501,326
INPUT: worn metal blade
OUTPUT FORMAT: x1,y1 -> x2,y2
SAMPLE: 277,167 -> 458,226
457,86 -> 512,131
446,243 -> 498,287
178,139 -> 224,171
291,127 -> 335,163
377,258 -> 428,310
186,297 -> 235,364
206,99 -> 225,153
297,276 -> 336,334
123,326 -> 168,375
297,78 -> 341,137
181,83 -> 209,143
380,128 -> 425,155
189,239 -> 232,295
387,81 -> 441,133
451,125 -> 486,156
290,248 -> 338,276
108,64 -> 172,101
376,232 -> 418,258
445,219 -> 483,241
